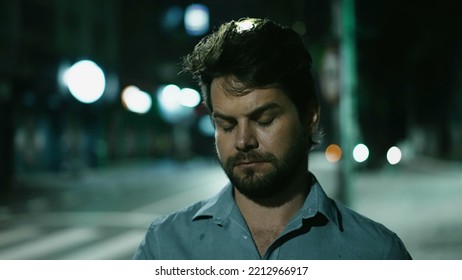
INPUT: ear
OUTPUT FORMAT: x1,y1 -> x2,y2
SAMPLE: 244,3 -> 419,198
306,108 -> 320,135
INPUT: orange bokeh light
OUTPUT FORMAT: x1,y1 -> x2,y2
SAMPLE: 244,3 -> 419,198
325,144 -> 342,163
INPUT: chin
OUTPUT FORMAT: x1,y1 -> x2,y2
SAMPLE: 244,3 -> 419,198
233,172 -> 284,200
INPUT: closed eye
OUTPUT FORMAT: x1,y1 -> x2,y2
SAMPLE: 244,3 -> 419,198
219,123 -> 235,132
214,118 -> 236,132
256,117 -> 275,127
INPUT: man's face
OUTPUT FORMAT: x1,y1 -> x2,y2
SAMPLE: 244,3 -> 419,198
211,77 -> 309,200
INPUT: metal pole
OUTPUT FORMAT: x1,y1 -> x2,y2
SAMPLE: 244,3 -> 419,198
338,0 -> 359,206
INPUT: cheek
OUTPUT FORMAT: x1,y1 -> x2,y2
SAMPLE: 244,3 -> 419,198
262,120 -> 300,144
214,133 -> 230,159
261,122 -> 305,155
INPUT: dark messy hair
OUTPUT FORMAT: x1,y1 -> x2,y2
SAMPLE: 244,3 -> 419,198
182,18 -> 320,147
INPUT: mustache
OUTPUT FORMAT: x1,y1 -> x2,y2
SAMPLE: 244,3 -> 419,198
227,151 -> 277,167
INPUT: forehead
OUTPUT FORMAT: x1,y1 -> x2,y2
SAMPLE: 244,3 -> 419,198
210,77 -> 294,115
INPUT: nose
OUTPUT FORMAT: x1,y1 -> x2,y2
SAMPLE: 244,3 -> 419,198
235,122 -> 258,152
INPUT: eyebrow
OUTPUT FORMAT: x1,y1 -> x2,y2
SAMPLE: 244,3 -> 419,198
212,102 -> 281,121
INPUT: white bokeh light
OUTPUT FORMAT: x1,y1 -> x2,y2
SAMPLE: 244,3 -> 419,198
353,143 -> 369,163
158,84 -> 182,112
157,84 -> 200,123
180,88 -> 201,108
184,4 -> 209,36
121,86 -> 152,114
64,60 -> 106,104
387,146 -> 402,165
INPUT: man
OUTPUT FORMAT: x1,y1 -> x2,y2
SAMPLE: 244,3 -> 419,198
133,18 -> 411,260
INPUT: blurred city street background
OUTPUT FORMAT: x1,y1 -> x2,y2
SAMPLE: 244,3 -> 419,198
1,0 -> 461,260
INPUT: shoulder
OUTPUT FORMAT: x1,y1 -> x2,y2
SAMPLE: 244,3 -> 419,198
133,198 -> 213,260
336,201 -> 392,236
149,199 -> 209,230
334,201 -> 411,259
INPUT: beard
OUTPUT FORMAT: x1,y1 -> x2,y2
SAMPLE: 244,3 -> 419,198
218,131 -> 308,201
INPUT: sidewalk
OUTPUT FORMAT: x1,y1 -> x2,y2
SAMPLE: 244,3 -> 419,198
352,156 -> 462,259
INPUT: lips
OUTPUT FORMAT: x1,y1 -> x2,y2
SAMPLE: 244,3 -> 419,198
227,151 -> 273,170
234,160 -> 267,167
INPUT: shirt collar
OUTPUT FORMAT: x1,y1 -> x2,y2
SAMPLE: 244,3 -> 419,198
295,173 -> 341,229
192,173 -> 341,229
192,182 -> 235,226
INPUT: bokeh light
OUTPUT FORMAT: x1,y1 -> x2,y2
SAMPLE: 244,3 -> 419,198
325,144 -> 342,163
121,86 -> 152,114
353,143 -> 369,163
184,4 -> 209,36
64,60 -> 106,104
198,115 -> 215,137
162,6 -> 183,30
387,146 -> 402,165
157,84 -> 201,123
180,88 -> 201,108
157,84 -> 182,113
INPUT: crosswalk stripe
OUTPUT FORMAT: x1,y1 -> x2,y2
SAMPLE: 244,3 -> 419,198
0,226 -> 43,248
60,230 -> 146,260
0,227 -> 102,260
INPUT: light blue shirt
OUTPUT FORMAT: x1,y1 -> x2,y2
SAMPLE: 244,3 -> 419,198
133,174 -> 411,259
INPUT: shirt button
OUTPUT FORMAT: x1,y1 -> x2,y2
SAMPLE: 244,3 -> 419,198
242,235 -> 248,239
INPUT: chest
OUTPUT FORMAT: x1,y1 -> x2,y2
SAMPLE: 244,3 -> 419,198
249,226 -> 284,256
